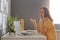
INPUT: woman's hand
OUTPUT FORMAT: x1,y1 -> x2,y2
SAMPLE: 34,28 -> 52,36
30,18 -> 36,24
30,18 -> 37,27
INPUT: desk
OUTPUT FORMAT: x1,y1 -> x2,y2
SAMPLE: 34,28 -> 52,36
1,32 -> 46,40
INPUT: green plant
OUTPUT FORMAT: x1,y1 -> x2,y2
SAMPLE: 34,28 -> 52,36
7,16 -> 17,33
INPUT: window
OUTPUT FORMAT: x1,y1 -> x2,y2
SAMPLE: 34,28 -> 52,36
49,0 -> 60,24
0,0 -> 8,35
0,13 -> 3,30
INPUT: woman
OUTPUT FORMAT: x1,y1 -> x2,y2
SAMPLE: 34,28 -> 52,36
30,7 -> 56,40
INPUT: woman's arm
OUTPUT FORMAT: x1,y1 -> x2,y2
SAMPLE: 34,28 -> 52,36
37,18 -> 48,34
30,18 -> 44,34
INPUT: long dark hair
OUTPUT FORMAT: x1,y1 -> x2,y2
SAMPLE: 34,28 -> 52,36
40,7 -> 53,21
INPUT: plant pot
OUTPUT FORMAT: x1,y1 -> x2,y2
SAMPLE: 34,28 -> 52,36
9,32 -> 15,36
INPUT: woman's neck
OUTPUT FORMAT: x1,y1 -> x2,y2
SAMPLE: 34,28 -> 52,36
40,17 -> 48,21
41,17 -> 44,20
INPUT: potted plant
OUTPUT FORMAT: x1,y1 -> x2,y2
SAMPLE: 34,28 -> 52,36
7,16 -> 17,35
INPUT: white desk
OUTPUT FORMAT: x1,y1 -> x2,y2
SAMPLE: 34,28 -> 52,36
1,32 -> 46,40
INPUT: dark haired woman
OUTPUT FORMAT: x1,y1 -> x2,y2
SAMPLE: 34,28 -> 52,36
30,7 -> 56,40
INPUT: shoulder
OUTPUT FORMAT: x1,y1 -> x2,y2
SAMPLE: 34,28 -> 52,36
44,17 -> 52,23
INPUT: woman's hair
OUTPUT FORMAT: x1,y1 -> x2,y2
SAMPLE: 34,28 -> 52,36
40,7 -> 53,21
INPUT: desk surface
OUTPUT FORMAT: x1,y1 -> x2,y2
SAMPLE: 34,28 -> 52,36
1,33 -> 46,38
1,32 -> 46,39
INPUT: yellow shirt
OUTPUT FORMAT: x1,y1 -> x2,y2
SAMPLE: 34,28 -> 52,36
37,18 -> 56,40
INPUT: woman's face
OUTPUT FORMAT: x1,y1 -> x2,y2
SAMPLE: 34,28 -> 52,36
40,8 -> 45,18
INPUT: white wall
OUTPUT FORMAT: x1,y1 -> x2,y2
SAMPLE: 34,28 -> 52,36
49,0 -> 60,24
